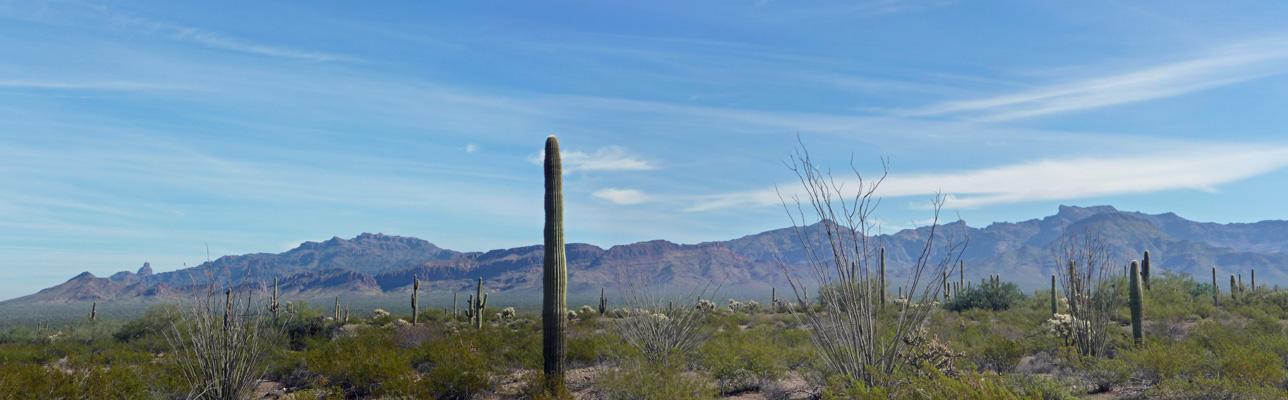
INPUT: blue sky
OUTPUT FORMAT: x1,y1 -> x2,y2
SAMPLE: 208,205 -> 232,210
3,1 -> 1288,300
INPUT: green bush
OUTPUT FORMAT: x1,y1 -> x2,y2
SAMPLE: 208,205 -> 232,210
113,303 -> 179,347
597,360 -> 716,400
943,282 -> 1027,312
698,329 -> 785,394
972,336 -> 1025,373
1146,376 -> 1288,399
299,327 -> 425,398
413,336 -> 493,399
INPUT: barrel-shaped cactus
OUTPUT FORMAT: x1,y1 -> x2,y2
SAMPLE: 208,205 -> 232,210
1129,260 -> 1143,345
542,136 -> 568,392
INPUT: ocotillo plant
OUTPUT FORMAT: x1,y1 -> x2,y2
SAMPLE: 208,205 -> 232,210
542,135 -> 569,392
412,275 -> 420,325
1050,275 -> 1057,316
1142,251 -> 1151,290
1130,261 -> 1144,345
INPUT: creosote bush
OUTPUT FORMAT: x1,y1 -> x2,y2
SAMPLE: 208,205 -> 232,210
943,281 -> 1026,312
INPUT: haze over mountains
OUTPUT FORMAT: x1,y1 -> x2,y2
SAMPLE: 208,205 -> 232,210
7,205 -> 1288,306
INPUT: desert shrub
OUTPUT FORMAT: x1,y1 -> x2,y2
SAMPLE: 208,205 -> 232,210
470,321 -> 542,370
114,303 -> 180,347
301,327 -> 425,398
998,373 -> 1078,400
1146,376 -> 1288,399
281,315 -> 335,350
0,361 -> 152,399
822,369 -> 1027,400
597,360 -> 716,400
567,327 -> 615,366
1118,340 -> 1201,384
0,343 -> 57,364
1075,356 -> 1128,394
413,336 -> 493,399
369,309 -> 392,325
971,335 -> 1025,373
699,329 -> 785,394
943,282 -> 1027,312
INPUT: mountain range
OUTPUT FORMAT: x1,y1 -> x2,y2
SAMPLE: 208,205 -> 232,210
6,205 -> 1288,306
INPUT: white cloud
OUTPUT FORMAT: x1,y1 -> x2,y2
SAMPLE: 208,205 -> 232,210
907,37 -> 1288,121
685,143 -> 1288,211
465,144 -> 478,153
593,188 -> 651,205
533,145 -> 655,173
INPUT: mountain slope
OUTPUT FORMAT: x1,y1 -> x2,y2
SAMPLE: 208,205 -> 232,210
7,205 -> 1288,305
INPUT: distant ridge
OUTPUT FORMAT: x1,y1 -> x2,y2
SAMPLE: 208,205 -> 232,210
7,205 -> 1288,305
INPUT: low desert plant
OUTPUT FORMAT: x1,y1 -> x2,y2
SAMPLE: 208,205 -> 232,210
943,282 -> 1026,312
597,360 -> 716,400
165,287 -> 287,400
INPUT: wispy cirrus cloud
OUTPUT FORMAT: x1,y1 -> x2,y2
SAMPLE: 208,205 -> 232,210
532,146 -> 655,173
906,37 -> 1288,121
684,143 -> 1288,211
0,79 -> 190,91
592,188 -> 652,205
171,28 -> 359,62
0,2 -> 357,63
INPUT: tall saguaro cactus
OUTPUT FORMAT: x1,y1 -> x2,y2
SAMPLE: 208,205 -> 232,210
1230,275 -> 1238,302
879,247 -> 886,307
1141,251 -> 1151,290
1129,260 -> 1144,345
271,278 -> 280,319
465,278 -> 488,328
1212,267 -> 1219,307
1050,275 -> 1057,316
599,288 -> 607,315
412,275 -> 420,325
543,136 -> 568,392
91,302 -> 97,321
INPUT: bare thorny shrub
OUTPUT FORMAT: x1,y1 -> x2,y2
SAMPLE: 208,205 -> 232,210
165,264 -> 289,400
777,145 -> 967,388
613,266 -> 717,364
1051,227 -> 1121,358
